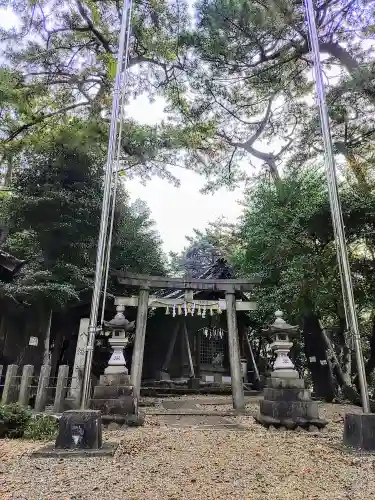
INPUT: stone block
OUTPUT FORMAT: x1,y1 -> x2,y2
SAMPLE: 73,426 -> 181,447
260,400 -> 319,420
263,387 -> 311,402
267,377 -> 305,389
188,378 -> 200,390
32,443 -> 117,458
91,397 -> 137,415
55,410 -> 102,450
99,374 -> 131,386
159,371 -> 171,381
107,422 -> 122,431
343,412 -> 375,451
64,397 -> 80,410
123,412 -> 145,427
92,384 -> 134,399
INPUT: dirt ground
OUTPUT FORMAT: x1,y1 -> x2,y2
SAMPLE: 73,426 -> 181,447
0,401 -> 374,500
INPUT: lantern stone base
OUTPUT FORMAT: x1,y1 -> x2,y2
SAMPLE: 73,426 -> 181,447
343,412 -> 375,451
271,368 -> 299,379
268,377 -> 305,389
90,373 -> 138,422
255,377 -> 327,430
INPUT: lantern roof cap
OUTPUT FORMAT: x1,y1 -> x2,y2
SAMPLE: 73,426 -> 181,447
263,311 -> 298,337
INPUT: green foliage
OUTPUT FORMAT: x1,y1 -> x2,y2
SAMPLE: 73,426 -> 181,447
0,404 -> 31,438
0,405 -> 58,440
23,415 -> 59,441
1,130 -> 166,309
234,167 -> 375,327
164,0 -> 375,188
168,219 -> 238,277
0,0 -> 194,183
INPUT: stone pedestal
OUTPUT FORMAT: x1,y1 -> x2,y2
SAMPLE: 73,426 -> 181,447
90,373 -> 138,417
255,311 -> 327,431
255,377 -> 327,430
188,377 -> 200,390
343,412 -> 375,451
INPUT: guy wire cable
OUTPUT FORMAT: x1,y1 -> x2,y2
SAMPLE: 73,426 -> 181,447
100,0 -> 134,328
81,0 -> 134,409
304,0 -> 370,412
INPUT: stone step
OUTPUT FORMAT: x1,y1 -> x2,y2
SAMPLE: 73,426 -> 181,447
145,409 -> 255,416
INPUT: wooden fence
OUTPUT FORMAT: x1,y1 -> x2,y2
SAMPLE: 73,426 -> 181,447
0,364 -> 81,413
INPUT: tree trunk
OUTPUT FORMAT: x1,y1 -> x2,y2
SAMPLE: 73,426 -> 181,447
50,327 -> 64,378
335,316 -> 352,386
319,320 -> 359,402
365,316 -> 375,380
3,159 -> 13,187
303,313 -> 336,402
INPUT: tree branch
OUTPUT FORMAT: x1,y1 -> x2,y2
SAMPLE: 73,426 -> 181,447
5,101 -> 91,142
75,0 -> 112,53
242,96 -> 275,148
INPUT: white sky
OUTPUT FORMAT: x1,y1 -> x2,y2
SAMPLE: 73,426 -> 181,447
0,8 -> 244,254
125,96 -> 244,253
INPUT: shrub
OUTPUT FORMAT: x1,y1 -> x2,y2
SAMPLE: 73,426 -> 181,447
0,404 -> 32,438
24,415 -> 59,441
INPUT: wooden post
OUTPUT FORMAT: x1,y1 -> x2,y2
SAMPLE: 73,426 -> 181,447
195,330 -> 201,378
131,287 -> 149,398
245,331 -> 260,381
42,309 -> 53,366
184,322 -> 195,378
35,364 -> 51,412
225,292 -> 245,410
18,365 -> 34,407
69,318 -> 89,406
1,365 -> 18,404
53,365 -> 69,413
162,323 -> 179,372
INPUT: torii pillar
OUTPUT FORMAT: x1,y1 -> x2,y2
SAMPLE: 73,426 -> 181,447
225,291 -> 245,410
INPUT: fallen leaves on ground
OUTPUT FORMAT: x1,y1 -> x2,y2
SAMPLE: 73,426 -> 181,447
0,401 -> 373,500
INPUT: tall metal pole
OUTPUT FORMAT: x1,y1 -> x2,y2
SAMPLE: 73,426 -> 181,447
304,0 -> 370,412
100,0 -> 134,327
80,0 -> 133,409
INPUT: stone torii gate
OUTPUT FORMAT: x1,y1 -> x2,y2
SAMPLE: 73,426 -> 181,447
115,272 -> 259,410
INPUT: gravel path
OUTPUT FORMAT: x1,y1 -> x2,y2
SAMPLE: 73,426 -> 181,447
0,402 -> 374,500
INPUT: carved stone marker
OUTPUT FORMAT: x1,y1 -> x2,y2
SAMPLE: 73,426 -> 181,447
255,311 -> 327,431
55,410 -> 102,449
32,410 -> 117,458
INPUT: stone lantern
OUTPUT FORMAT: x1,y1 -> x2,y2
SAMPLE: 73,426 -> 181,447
263,310 -> 299,380
102,304 -> 135,375
255,310 -> 327,431
90,304 -> 138,420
